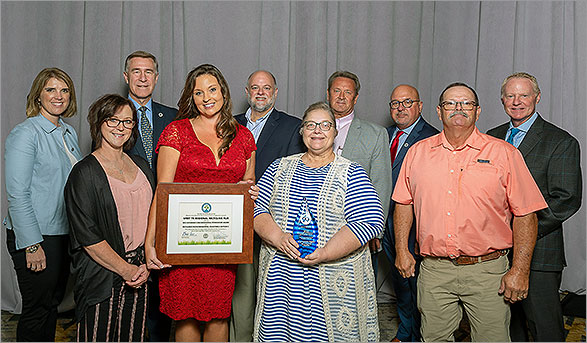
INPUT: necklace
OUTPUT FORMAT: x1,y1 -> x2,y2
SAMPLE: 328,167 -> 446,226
96,151 -> 125,175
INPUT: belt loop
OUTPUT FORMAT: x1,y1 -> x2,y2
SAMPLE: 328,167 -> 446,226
478,256 -> 482,263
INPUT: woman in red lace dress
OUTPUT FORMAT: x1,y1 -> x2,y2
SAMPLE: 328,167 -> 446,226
145,64 -> 256,341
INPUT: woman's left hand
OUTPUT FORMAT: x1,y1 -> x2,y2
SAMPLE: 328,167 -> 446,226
238,180 -> 260,201
297,248 -> 328,266
125,264 -> 149,288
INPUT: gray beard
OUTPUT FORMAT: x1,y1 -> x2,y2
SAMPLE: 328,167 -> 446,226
248,97 -> 275,113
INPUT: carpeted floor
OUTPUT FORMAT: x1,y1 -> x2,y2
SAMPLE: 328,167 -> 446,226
2,298 -> 585,342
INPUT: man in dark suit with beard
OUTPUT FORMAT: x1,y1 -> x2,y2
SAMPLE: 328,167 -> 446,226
231,70 -> 304,341
124,50 -> 176,342
382,84 -> 438,342
487,72 -> 582,342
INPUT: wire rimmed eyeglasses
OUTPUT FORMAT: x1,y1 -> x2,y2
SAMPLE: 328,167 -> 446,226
440,101 -> 477,111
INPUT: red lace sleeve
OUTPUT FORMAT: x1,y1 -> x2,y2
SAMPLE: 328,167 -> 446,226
239,125 -> 257,160
156,119 -> 184,153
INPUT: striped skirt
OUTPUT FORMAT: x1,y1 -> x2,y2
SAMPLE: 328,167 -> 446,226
76,249 -> 148,342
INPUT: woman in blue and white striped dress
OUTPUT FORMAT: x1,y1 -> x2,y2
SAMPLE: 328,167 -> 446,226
253,102 -> 385,342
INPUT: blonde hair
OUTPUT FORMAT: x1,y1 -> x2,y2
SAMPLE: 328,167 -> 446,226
501,72 -> 540,97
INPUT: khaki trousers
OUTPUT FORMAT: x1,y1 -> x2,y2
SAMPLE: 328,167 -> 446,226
229,237 -> 261,342
418,255 -> 511,342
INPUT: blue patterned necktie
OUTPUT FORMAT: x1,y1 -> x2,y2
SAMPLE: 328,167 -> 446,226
506,127 -> 521,145
139,106 -> 153,168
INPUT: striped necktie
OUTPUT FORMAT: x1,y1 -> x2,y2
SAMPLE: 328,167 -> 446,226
506,128 -> 520,145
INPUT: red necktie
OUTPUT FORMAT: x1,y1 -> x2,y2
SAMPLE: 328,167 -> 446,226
390,130 -> 405,165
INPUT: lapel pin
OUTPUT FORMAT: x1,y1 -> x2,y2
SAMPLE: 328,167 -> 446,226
158,112 -> 163,118
404,143 -> 409,147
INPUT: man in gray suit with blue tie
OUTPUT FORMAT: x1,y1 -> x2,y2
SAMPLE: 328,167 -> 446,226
326,71 -> 392,251
383,84 -> 438,342
124,50 -> 176,342
487,72 -> 582,342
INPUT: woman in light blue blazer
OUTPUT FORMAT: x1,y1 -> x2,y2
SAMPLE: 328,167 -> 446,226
4,68 -> 82,341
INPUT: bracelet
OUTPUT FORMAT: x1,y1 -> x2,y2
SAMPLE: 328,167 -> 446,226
25,243 -> 40,254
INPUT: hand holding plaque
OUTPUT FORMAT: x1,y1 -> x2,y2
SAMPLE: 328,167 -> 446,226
292,197 -> 318,258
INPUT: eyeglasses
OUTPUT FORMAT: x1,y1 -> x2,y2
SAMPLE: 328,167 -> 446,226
440,101 -> 477,111
389,99 -> 420,109
105,118 -> 135,129
302,120 -> 334,131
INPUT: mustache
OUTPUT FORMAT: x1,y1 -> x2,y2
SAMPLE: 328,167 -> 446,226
449,110 -> 468,118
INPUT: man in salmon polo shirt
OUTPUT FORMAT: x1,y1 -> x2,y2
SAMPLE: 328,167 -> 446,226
392,82 -> 547,342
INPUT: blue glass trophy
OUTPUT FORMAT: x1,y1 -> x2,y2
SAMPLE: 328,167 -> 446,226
292,197 -> 318,258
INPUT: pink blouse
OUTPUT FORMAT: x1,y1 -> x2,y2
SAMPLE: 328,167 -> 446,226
107,170 -> 152,252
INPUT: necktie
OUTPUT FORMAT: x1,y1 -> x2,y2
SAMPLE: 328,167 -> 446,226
390,130 -> 405,165
506,128 -> 521,145
139,106 -> 154,168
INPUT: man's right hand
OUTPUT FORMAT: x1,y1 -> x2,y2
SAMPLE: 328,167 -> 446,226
395,249 -> 416,278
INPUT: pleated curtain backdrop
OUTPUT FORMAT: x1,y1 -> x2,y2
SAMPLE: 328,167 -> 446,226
1,1 -> 585,313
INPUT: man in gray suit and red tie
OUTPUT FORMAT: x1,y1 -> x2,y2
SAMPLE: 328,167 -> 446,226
124,50 -> 176,342
383,85 -> 438,342
487,72 -> 582,342
231,70 -> 305,342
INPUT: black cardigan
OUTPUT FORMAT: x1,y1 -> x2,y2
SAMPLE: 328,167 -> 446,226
64,154 -> 155,322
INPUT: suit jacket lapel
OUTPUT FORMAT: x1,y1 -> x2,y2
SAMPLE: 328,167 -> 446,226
493,124 -> 509,141
256,110 -> 280,152
151,102 -> 166,142
235,114 -> 246,126
517,114 -> 545,157
342,117 -> 361,157
391,119 -> 427,170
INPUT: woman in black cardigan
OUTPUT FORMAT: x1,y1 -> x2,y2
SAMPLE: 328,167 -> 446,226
65,94 -> 154,342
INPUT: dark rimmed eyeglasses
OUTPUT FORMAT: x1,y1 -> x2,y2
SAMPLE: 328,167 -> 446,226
302,120 -> 334,131
105,118 -> 135,129
389,99 -> 420,109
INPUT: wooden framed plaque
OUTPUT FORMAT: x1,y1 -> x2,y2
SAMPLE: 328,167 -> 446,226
155,182 -> 254,265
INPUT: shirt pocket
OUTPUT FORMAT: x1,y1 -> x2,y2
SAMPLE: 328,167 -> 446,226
460,161 -> 506,199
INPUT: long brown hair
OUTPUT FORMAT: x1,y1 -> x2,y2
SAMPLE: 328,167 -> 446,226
176,64 -> 237,158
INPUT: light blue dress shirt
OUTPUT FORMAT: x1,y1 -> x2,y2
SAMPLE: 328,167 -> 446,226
389,116 -> 422,156
4,115 -> 82,249
245,107 -> 273,143
129,97 -> 153,138
505,112 -> 539,148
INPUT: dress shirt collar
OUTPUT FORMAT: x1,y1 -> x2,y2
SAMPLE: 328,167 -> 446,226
245,107 -> 274,124
392,116 -> 421,139
335,111 -> 355,129
128,97 -> 153,115
508,112 -> 538,133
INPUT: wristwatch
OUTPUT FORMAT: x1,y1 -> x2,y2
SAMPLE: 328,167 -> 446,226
25,243 -> 40,254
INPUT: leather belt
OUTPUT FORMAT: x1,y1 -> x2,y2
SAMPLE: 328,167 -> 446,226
442,249 -> 509,266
